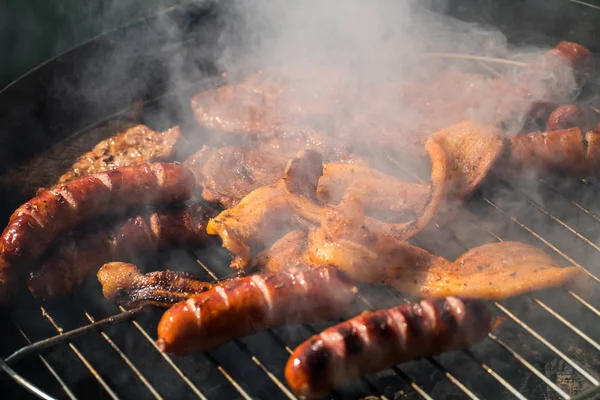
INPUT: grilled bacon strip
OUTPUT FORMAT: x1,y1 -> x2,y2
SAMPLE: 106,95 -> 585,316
285,297 -> 492,398
28,203 -> 218,300
156,266 -> 356,355
284,137 -> 447,241
0,162 -> 196,303
97,262 -> 214,308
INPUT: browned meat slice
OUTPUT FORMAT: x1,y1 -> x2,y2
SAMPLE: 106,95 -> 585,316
388,241 -> 589,300
249,230 -> 310,273
206,180 -> 295,270
307,198 -> 446,284
190,66 -> 354,135
431,120 -> 504,200
97,262 -> 214,308
184,146 -> 289,208
308,199 -> 588,300
316,162 -> 430,214
284,138 -> 447,241
57,124 -> 181,184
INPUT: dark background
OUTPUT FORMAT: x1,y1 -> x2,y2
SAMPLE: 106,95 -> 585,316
0,0 -> 181,89
2,0 -> 600,90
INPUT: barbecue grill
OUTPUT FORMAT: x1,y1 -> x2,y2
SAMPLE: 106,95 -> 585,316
1,1 -> 600,399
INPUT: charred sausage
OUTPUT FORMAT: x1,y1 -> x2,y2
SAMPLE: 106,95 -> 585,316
285,297 -> 492,398
156,266 -> 356,355
0,162 -> 195,303
546,105 -> 587,132
500,128 -> 591,178
28,203 -> 218,300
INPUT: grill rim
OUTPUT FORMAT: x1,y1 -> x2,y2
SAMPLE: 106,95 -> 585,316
2,1 -> 600,399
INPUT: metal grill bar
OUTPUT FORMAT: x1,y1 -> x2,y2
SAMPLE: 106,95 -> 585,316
13,323 -> 77,400
79,309 -> 163,400
487,333 -> 571,399
532,298 -> 600,353
390,154 -> 599,399
113,305 -> 212,400
40,307 -> 121,400
192,254 -> 397,400
494,303 -> 600,386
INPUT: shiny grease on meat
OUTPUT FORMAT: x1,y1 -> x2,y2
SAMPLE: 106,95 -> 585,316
156,266 -> 356,355
28,203 -> 218,300
97,262 -> 214,308
285,297 -> 492,398
0,162 -> 196,303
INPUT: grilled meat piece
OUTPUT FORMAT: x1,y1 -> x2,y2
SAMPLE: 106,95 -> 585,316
207,180 -> 295,270
249,230 -> 310,273
156,266 -> 356,355
0,162 -> 195,303
184,146 -> 288,208
190,66 -> 353,135
97,262 -> 214,308
308,199 -> 587,299
316,162 -> 430,214
307,198 -> 448,284
285,297 -> 492,398
546,105 -> 589,132
430,120 -> 503,200
284,139 -> 447,241
57,125 -> 181,184
499,128 -> 590,178
0,121 -> 144,201
390,241 -> 588,300
28,203 -> 218,300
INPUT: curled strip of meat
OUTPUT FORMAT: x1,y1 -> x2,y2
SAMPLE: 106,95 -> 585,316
97,262 -> 214,308
389,241 -> 589,300
430,120 -> 503,200
316,162 -> 430,214
156,266 -> 356,355
285,297 -> 492,398
309,199 -> 588,299
283,137 -> 447,241
206,180 -> 294,270
28,203 -> 218,300
0,162 -> 196,303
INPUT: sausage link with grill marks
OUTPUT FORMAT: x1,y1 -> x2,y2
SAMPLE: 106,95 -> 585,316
156,266 -> 356,355
0,162 -> 196,303
500,127 -> 600,178
285,297 -> 492,398
28,203 -> 219,300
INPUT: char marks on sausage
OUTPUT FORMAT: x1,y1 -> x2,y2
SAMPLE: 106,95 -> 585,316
156,266 -> 356,355
0,162 -> 196,302
285,297 -> 492,398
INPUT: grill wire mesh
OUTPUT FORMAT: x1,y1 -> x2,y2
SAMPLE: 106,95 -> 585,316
2,41 -> 600,400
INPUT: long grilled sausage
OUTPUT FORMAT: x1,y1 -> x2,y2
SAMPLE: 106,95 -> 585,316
0,162 -> 195,302
27,203 -> 219,300
156,266 -> 356,355
285,297 -> 492,398
499,128 -> 593,178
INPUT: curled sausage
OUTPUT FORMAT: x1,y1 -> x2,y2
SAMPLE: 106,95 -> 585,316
285,297 -> 492,398
28,203 -> 218,300
0,162 -> 195,303
546,105 -> 587,132
156,266 -> 356,355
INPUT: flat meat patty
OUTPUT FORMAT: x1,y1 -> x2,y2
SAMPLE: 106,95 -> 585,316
57,124 -> 181,184
184,146 -> 289,208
